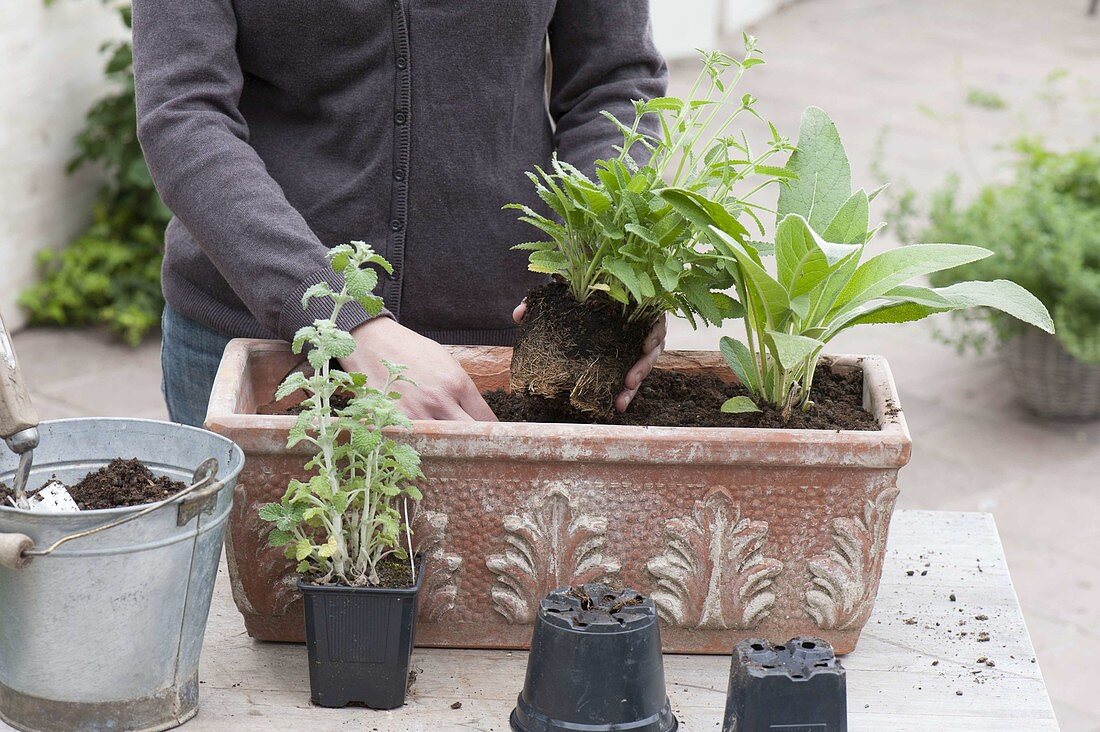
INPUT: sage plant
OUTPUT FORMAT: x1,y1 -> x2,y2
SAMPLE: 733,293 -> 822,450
259,242 -> 423,587
508,37 -> 793,328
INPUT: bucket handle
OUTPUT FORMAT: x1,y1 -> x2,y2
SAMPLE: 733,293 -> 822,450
21,458 -> 221,559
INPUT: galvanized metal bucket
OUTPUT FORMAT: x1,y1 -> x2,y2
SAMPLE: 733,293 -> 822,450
0,418 -> 244,732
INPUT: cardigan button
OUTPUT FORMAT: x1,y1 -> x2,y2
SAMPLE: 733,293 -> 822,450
394,111 -> 407,125
396,56 -> 408,70
390,219 -> 403,232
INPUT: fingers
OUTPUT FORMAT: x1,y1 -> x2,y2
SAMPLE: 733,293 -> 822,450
614,389 -> 637,414
513,301 -> 527,325
402,394 -> 472,421
434,401 -> 475,422
643,316 -> 667,353
616,337 -> 665,413
460,388 -> 499,422
403,375 -> 496,422
626,335 -> 665,390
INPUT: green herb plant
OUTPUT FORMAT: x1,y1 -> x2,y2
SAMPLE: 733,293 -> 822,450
914,138 -> 1100,364
507,37 -> 793,329
21,1 -> 170,345
259,242 -> 423,587
662,107 -> 1055,418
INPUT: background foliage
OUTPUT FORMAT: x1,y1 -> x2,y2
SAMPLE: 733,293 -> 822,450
20,2 -> 169,346
909,139 -> 1100,363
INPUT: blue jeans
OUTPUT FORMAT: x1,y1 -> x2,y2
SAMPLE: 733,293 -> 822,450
161,306 -> 233,427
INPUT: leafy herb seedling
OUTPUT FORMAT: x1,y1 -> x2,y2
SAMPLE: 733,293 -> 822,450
507,39 -> 793,414
663,107 -> 1054,418
509,38 -> 791,328
259,241 -> 423,586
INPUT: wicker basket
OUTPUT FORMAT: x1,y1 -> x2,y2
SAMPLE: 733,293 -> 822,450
1001,329 -> 1100,420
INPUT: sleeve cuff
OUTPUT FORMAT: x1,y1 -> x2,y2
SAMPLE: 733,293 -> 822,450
277,264 -> 392,342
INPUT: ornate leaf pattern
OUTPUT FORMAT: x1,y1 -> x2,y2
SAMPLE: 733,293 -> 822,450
805,485 -> 900,629
411,508 -> 463,621
646,489 -> 782,629
486,489 -> 620,623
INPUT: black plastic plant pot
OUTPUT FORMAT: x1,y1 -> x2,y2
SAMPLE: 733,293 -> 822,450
511,583 -> 678,732
298,558 -> 424,709
722,636 -> 846,732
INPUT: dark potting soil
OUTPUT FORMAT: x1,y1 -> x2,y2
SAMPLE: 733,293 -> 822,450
485,362 -> 879,430
569,584 -> 645,613
68,458 -> 187,510
510,280 -> 652,415
302,554 -> 417,590
0,458 -> 186,510
371,554 -> 416,589
262,391 -> 353,416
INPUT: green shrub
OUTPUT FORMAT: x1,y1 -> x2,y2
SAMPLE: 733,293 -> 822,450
20,3 -> 169,346
917,139 -> 1100,363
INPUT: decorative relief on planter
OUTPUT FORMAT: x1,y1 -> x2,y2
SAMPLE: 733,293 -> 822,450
645,489 -> 782,629
486,488 -> 621,623
805,485 -> 901,630
233,468 -> 303,618
412,508 -> 463,621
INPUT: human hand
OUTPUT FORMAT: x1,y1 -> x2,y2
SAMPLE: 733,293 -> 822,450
340,317 -> 497,421
512,303 -> 666,413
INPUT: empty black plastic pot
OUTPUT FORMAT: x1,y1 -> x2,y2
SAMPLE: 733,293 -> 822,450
298,558 -> 424,709
722,636 -> 846,732
511,583 -> 677,732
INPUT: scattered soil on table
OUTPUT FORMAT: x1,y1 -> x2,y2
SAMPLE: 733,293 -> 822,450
0,458 -> 186,510
486,362 -> 878,430
510,280 -> 651,416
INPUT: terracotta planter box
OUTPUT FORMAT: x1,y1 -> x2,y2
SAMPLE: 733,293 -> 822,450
206,340 -> 911,654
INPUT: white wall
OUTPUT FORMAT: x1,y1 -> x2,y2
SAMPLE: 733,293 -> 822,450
722,0 -> 788,36
650,0 -> 790,61
0,0 -> 124,330
650,0 -> 722,61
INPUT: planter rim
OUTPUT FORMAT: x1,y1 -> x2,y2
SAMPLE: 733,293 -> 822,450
207,339 -> 912,468
296,556 -> 425,597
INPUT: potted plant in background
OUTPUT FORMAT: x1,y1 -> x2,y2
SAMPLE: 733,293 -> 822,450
902,139 -> 1100,419
206,41 -> 1050,657
507,40 -> 792,415
258,241 -> 425,709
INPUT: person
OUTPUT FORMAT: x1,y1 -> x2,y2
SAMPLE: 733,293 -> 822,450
132,0 -> 668,427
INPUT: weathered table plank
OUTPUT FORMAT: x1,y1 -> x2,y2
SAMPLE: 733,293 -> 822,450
102,511 -> 1071,730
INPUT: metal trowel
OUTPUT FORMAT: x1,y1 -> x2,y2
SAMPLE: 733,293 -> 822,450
0,310 -> 78,512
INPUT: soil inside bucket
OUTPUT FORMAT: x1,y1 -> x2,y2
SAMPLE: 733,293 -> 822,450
0,458 -> 187,510
485,363 -> 879,430
510,280 -> 652,416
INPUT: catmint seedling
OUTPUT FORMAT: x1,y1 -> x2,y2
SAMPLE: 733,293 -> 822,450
259,241 -> 423,587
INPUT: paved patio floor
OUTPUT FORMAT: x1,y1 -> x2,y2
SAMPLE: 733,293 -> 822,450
8,0 -> 1100,728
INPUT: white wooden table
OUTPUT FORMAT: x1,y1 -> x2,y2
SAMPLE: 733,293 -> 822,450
186,510 -> 1059,731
